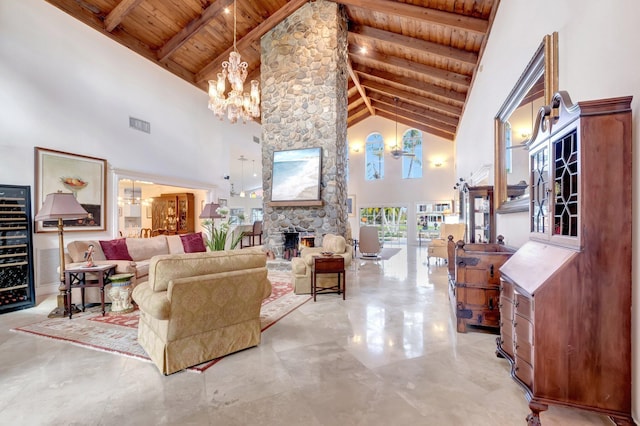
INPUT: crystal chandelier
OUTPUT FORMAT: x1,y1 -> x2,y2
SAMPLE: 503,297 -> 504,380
207,0 -> 260,124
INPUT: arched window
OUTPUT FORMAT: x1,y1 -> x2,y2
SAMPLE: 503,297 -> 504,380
365,132 -> 384,180
402,129 -> 423,179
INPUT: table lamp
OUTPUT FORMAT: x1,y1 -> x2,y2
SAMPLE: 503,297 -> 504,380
34,191 -> 88,318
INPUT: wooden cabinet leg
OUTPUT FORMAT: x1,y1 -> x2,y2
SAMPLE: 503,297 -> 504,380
526,401 -> 547,426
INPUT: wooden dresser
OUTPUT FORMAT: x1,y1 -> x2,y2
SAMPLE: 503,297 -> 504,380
497,92 -> 633,425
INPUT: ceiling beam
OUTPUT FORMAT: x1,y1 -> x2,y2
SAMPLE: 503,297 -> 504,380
348,94 -> 364,111
371,99 -> 457,134
347,105 -> 372,126
348,113 -> 371,128
157,0 -> 235,62
368,92 -> 459,127
347,44 -> 471,89
352,63 -> 467,104
333,0 -> 489,35
45,0 -> 196,84
347,60 -> 375,117
195,0 -> 308,84
361,79 -> 462,116
350,24 -> 478,66
104,0 -> 143,32
376,109 -> 454,140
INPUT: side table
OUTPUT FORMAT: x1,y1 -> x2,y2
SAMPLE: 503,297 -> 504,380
64,264 -> 116,319
311,255 -> 346,302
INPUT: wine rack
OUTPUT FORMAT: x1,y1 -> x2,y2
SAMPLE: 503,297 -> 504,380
0,185 -> 35,314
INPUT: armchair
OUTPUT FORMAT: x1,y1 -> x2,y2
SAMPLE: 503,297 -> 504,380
427,223 -> 465,265
358,226 -> 382,258
132,249 -> 272,374
290,234 -> 352,294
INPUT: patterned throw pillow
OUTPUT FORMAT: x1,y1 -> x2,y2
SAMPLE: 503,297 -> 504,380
99,238 -> 133,260
180,232 -> 206,253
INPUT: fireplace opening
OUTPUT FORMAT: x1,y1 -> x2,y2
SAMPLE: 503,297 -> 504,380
283,232 -> 299,260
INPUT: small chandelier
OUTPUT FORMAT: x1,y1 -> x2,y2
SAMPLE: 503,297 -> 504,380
207,0 -> 260,124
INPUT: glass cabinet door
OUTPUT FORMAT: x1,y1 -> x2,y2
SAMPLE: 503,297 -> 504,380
530,144 -> 549,236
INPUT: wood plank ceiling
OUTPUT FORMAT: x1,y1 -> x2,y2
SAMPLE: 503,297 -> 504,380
45,0 -> 500,141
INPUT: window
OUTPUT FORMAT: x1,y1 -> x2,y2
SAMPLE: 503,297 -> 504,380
402,129 -> 423,179
229,208 -> 245,225
250,208 -> 263,223
365,133 -> 384,180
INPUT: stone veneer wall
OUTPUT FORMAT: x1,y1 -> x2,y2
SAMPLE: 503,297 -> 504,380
260,0 -> 348,251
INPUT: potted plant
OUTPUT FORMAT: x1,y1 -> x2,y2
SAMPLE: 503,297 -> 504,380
201,206 -> 244,251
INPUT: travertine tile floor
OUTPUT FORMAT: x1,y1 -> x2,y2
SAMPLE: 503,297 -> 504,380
0,246 -> 612,425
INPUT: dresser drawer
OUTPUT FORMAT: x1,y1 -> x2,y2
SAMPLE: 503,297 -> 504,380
514,313 -> 533,345
499,296 -> 514,323
515,293 -> 532,319
515,357 -> 533,389
514,335 -> 533,365
500,278 -> 514,301
500,330 -> 514,358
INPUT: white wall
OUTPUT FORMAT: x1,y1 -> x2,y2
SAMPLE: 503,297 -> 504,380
456,0 -> 640,420
347,115 -> 456,242
0,0 -> 260,294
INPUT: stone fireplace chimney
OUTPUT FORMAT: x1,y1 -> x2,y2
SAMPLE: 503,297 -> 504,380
260,0 -> 349,253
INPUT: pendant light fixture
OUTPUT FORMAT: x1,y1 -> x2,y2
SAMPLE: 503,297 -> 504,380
207,0 -> 260,124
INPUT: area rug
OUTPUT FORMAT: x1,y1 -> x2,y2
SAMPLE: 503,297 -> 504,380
11,271 -> 309,373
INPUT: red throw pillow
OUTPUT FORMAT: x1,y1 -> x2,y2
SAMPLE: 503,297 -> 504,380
180,232 -> 206,253
99,238 -> 133,261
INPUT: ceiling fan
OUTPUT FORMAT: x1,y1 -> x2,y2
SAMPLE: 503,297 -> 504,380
390,97 -> 415,159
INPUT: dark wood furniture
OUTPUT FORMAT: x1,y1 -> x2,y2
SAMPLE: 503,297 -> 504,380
240,220 -> 263,248
311,255 -> 345,302
496,92 -> 633,425
151,193 -> 194,235
450,236 -> 515,333
459,184 -> 494,243
65,264 -> 116,318
0,185 -> 35,314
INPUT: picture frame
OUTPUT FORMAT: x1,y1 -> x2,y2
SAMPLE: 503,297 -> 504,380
271,147 -> 322,202
218,198 -> 227,207
35,147 -> 107,232
347,195 -> 355,217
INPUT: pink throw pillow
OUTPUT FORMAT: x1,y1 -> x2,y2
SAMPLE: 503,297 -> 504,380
99,238 -> 133,261
180,232 -> 206,253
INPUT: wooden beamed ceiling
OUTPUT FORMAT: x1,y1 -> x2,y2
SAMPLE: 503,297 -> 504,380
45,0 -> 499,141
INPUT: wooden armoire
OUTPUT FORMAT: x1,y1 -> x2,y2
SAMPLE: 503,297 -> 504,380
497,92 -> 633,425
151,193 -> 195,235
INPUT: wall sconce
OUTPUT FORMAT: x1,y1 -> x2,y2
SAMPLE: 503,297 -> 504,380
433,160 -> 444,168
351,145 -> 362,153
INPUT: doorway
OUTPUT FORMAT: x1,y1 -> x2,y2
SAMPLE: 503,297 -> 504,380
359,206 -> 408,245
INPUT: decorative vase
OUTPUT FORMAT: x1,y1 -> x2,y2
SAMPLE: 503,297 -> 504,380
108,273 -> 135,314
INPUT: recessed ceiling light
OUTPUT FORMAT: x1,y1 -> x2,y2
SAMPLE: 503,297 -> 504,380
360,46 -> 367,54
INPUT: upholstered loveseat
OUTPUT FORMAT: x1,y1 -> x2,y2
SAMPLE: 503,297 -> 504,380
290,234 -> 352,294
132,249 -> 272,375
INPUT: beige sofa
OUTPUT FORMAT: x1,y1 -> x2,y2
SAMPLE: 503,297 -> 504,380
290,234 -> 352,294
65,234 -> 204,286
132,249 -> 272,375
